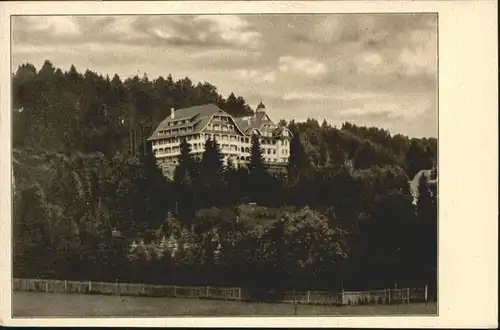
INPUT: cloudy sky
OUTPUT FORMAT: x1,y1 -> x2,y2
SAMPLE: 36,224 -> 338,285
12,14 -> 437,137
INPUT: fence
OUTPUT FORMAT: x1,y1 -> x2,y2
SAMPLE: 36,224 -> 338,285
13,278 -> 430,306
13,278 -> 241,300
280,287 -> 427,306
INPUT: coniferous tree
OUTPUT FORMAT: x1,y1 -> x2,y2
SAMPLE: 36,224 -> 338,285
286,130 -> 312,206
174,138 -> 198,226
287,130 -> 310,182
200,138 -> 224,207
201,138 -> 223,176
248,134 -> 265,175
222,157 -> 238,206
405,140 -> 434,179
134,144 -> 171,232
247,134 -> 267,203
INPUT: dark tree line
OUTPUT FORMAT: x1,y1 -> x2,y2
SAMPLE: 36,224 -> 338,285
13,61 -> 254,157
12,61 -> 438,295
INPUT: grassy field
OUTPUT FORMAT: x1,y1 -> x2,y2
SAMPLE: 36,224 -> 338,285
13,291 -> 437,317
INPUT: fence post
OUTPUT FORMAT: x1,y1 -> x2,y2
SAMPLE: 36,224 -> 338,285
387,288 -> 391,304
424,285 -> 428,302
64,280 -> 67,292
45,281 -> 48,293
206,286 -> 209,298
88,281 -> 92,293
307,290 -> 310,304
173,286 -> 177,297
293,290 -> 298,315
406,288 -> 410,304
238,287 -> 242,300
341,290 -> 345,306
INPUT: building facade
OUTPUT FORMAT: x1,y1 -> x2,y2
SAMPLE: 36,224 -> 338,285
147,102 -> 292,178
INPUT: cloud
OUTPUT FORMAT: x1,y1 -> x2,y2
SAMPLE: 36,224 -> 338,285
233,68 -> 277,84
278,56 -> 327,76
194,16 -> 262,48
282,91 -> 383,102
12,15 -> 262,51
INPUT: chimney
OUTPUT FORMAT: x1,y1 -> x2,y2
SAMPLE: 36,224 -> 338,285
170,108 -> 175,119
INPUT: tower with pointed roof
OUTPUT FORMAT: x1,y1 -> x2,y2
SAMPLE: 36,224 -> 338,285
256,101 -> 266,112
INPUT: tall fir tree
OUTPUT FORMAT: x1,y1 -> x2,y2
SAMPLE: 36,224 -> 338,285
134,144 -> 171,232
248,134 -> 265,175
287,131 -> 310,182
200,138 -> 225,207
174,138 -> 198,226
286,131 -> 312,206
247,134 -> 268,203
201,138 -> 223,177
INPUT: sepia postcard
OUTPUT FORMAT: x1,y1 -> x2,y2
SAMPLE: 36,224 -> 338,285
0,1 -> 497,328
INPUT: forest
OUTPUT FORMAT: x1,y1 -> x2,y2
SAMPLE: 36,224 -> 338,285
12,61 -> 438,296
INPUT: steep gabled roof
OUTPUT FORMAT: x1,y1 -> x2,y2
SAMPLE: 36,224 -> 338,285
273,126 -> 285,135
235,112 -> 274,132
234,117 -> 254,134
148,103 -> 246,141
158,104 -> 224,129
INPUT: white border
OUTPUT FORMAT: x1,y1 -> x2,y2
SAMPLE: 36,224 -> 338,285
1,1 -> 498,327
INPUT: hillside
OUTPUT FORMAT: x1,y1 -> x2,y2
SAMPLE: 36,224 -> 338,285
12,61 -> 438,292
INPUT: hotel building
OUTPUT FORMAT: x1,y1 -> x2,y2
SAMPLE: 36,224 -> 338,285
147,102 -> 292,178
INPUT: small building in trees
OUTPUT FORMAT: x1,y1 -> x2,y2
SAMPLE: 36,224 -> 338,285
147,102 -> 292,178
409,168 -> 438,204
